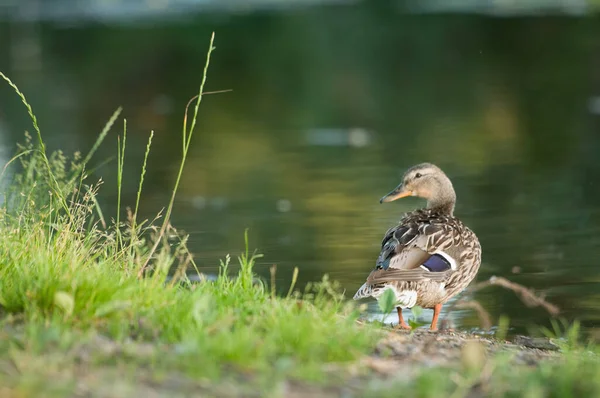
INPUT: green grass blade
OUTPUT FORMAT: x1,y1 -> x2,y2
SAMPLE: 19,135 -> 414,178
67,107 -> 122,186
116,121 -> 127,250
139,32 -> 216,277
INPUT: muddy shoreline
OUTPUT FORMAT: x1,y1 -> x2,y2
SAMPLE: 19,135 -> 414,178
366,329 -> 560,371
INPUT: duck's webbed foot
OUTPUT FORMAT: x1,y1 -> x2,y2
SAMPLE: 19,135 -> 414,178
395,307 -> 412,330
429,303 -> 443,331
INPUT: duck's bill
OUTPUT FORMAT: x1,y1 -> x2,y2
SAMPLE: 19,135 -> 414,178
380,185 -> 412,203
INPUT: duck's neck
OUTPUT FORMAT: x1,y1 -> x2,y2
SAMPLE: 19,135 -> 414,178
427,198 -> 455,216
426,179 -> 456,216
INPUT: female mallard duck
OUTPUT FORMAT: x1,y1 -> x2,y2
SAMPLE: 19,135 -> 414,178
353,163 -> 481,331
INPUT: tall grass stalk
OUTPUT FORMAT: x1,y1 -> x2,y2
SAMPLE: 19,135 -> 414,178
138,32 -> 216,277
67,107 -> 122,188
133,130 -> 154,226
0,72 -> 70,216
128,130 -> 154,256
115,121 -> 127,250
287,266 -> 299,298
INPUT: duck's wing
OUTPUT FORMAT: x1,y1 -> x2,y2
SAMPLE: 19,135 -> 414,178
366,211 -> 458,284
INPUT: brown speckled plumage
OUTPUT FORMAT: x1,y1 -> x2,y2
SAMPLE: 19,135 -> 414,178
353,163 -> 482,330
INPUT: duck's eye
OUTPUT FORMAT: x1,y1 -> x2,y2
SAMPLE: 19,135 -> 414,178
414,173 -> 422,179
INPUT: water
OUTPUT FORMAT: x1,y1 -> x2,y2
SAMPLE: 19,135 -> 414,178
2,4 -> 600,334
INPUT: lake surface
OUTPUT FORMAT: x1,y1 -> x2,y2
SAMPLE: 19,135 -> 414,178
2,4 -> 600,334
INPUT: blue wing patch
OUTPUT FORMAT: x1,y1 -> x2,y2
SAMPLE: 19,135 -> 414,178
421,254 -> 452,272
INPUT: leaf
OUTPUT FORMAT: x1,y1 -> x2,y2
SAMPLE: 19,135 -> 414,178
408,318 -> 428,329
378,289 -> 396,315
53,291 -> 74,316
94,300 -> 131,317
408,306 -> 427,329
410,305 -> 423,318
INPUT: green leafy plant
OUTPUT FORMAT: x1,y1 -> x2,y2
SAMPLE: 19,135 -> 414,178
378,288 -> 397,324
408,305 -> 428,329
540,318 -> 582,350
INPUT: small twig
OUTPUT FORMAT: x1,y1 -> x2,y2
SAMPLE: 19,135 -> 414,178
454,300 -> 492,330
488,276 -> 560,316
443,275 -> 560,329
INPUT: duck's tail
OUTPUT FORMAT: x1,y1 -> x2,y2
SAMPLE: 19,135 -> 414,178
353,283 -> 418,308
353,282 -> 373,300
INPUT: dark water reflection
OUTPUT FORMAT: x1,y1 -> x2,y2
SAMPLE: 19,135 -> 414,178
2,5 -> 600,334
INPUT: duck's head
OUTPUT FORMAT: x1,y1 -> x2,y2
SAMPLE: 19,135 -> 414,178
379,163 -> 456,214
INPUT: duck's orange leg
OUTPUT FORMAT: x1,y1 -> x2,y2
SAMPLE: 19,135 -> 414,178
396,307 -> 411,330
430,303 -> 442,331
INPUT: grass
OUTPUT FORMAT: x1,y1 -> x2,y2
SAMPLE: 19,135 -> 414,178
1,33 -> 600,397
0,34 -> 381,395
372,350 -> 600,398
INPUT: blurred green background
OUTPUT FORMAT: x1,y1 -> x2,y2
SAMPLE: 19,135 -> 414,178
2,0 -> 600,333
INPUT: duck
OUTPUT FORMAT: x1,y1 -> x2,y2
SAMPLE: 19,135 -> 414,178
353,163 -> 482,331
